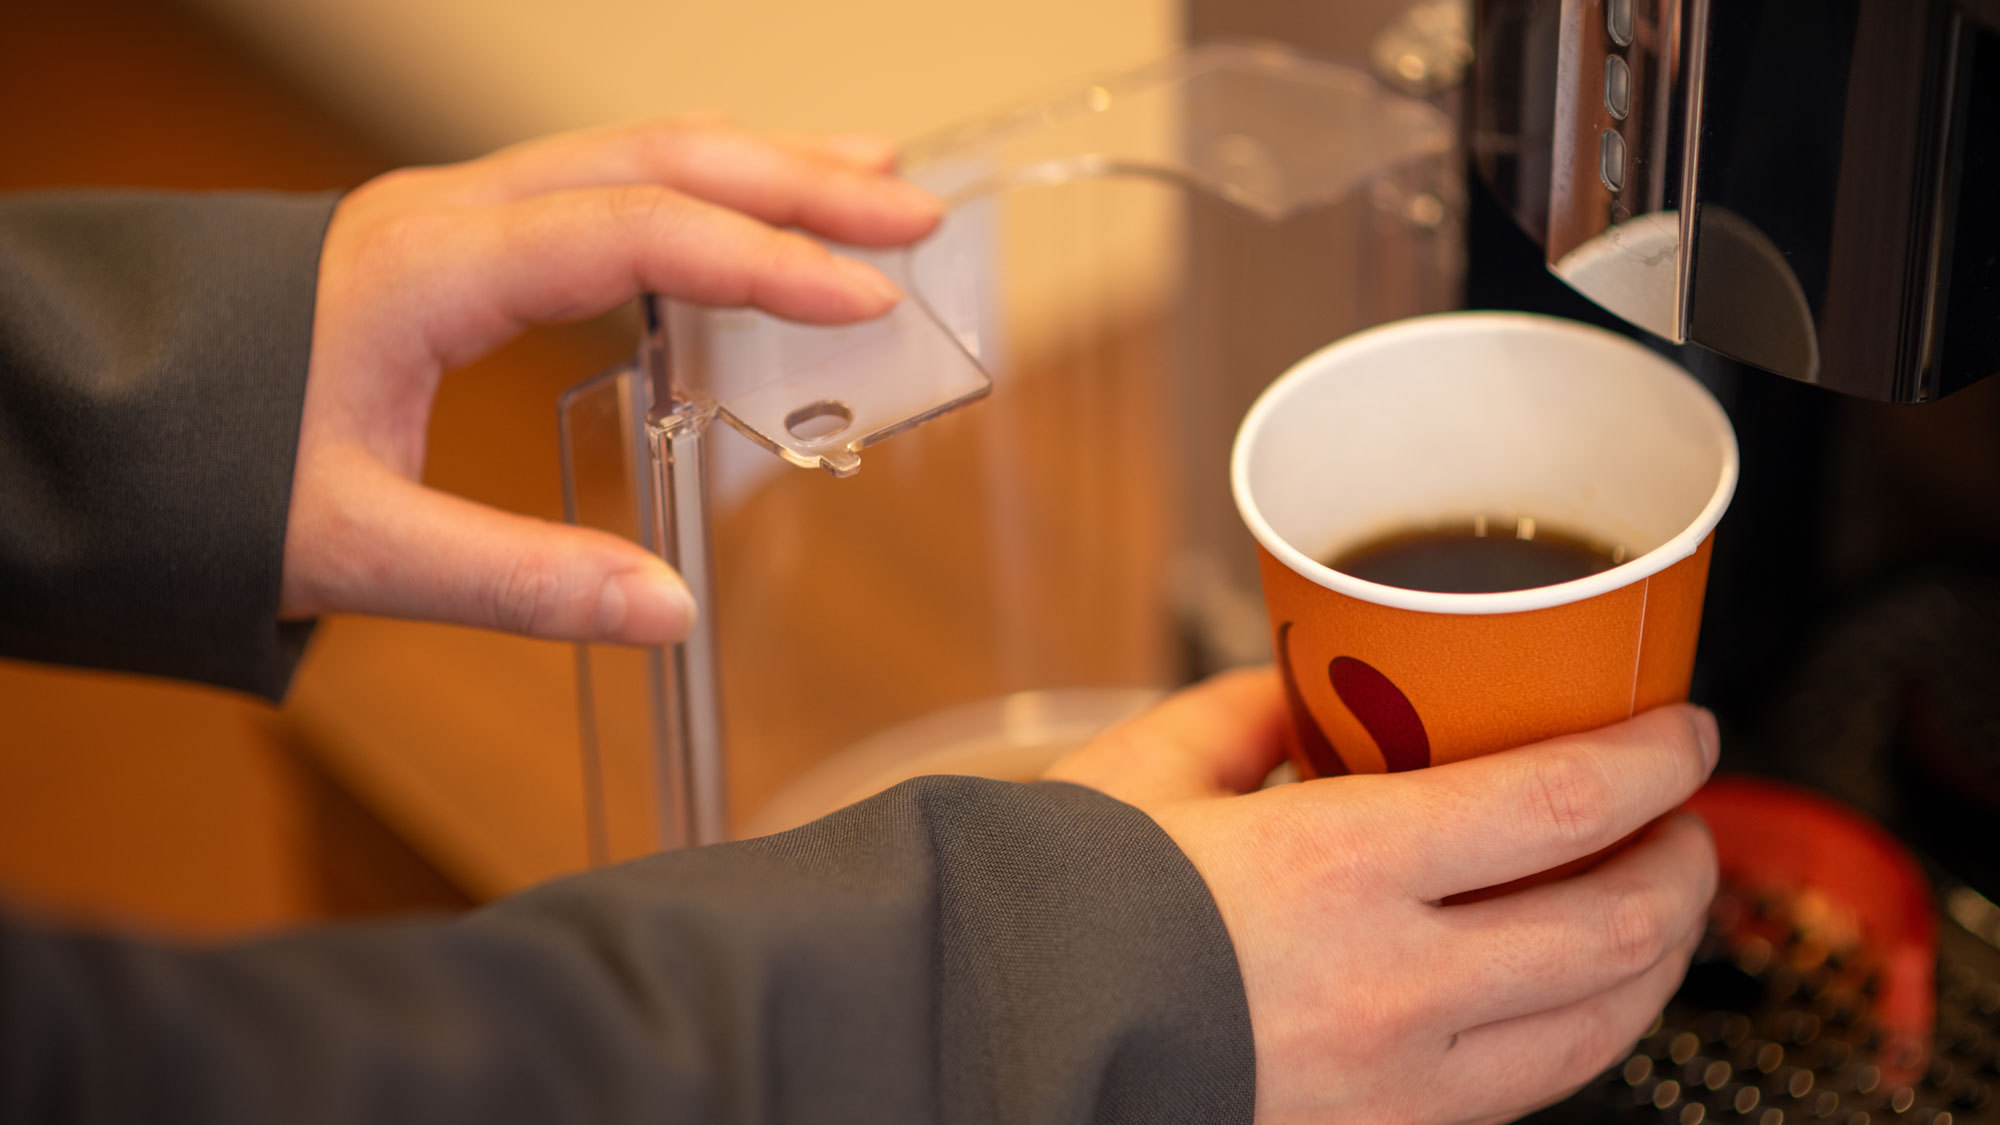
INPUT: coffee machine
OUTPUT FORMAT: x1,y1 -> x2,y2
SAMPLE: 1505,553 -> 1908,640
1474,0 -> 1999,403
1461,1 -> 2000,1120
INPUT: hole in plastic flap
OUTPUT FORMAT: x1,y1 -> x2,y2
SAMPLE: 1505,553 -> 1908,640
784,399 -> 854,441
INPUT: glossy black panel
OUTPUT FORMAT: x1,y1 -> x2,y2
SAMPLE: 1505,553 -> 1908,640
1937,22 -> 2000,397
1680,0 -> 1853,384
1474,0 -> 2000,400
1471,0 -> 1562,242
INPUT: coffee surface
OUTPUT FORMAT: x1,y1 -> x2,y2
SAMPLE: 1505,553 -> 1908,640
1323,518 -> 1624,594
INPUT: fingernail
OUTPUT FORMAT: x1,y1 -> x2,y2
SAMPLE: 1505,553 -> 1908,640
1691,707 -> 1720,770
597,567 -> 697,643
887,178 -> 944,218
834,256 -> 903,307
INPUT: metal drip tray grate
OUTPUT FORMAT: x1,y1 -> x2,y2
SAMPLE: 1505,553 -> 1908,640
1534,882 -> 2000,1124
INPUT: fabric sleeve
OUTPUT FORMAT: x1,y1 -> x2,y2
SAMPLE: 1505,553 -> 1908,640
0,190 -> 334,700
0,776 -> 1257,1125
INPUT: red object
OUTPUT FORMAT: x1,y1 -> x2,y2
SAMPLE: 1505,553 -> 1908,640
1328,656 -> 1430,772
1684,776 -> 1937,1078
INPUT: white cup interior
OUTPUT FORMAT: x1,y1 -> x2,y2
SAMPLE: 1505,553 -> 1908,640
1231,312 -> 1739,615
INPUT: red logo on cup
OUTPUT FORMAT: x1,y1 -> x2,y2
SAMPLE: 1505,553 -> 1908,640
1328,656 -> 1430,772
1277,624 -> 1432,776
1272,616 -> 1432,776
1276,622 -> 1348,776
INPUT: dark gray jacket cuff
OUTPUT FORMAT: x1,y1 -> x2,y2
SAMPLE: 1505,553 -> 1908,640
0,190 -> 334,699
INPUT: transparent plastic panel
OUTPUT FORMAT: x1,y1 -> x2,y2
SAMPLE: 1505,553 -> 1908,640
901,41 -> 1451,219
562,42 -> 1463,859
558,366 -> 691,855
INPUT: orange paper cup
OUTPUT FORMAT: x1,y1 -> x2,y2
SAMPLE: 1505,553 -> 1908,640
1231,312 -> 1738,777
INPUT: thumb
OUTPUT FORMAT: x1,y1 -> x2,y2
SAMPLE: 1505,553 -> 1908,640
1044,667 -> 1292,807
283,461 -> 696,645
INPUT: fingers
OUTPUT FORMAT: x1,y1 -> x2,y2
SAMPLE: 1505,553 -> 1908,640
771,131 -> 901,172
409,185 -> 910,363
1422,812 -> 1717,1029
1358,705 -> 1720,902
449,120 -> 941,246
1043,668 -> 1291,804
282,455 -> 695,645
1438,925 -> 1699,1122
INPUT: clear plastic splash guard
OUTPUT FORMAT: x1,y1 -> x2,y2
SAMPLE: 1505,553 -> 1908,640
557,41 -> 1464,861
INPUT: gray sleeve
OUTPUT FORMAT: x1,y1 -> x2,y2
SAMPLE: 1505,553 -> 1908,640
0,776 -> 1257,1125
0,190 -> 334,700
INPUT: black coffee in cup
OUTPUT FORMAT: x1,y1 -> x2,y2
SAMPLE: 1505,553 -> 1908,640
1323,517 -> 1624,594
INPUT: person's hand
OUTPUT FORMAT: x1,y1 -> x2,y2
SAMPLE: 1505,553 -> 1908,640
1046,669 -> 1720,1124
280,119 -> 942,642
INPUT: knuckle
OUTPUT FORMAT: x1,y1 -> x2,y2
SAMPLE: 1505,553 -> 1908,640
763,227 -> 828,270
1093,718 -> 1156,763
638,122 -> 704,174
489,555 -> 561,637
349,210 -> 439,275
602,183 -> 676,233
1599,887 -> 1671,975
1248,797 -> 1328,871
1061,721 -> 1148,786
1266,792 -> 1386,900
748,231 -> 831,304
359,166 -> 431,200
1525,750 -> 1616,848
323,209 -> 439,309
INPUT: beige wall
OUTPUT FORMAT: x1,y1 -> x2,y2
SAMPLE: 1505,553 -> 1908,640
188,0 -> 1179,158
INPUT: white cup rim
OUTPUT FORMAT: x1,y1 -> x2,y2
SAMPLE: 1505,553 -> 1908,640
1229,311 -> 1740,616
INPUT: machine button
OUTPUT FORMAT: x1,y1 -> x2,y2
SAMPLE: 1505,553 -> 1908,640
1600,128 -> 1627,192
1607,0 -> 1634,45
1605,54 -> 1631,119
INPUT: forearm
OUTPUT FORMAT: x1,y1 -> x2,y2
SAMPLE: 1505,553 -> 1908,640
0,777 -> 1254,1125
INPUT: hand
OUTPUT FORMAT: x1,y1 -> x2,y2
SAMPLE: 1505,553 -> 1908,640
280,119 -> 942,642
1046,670 -> 1720,1124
